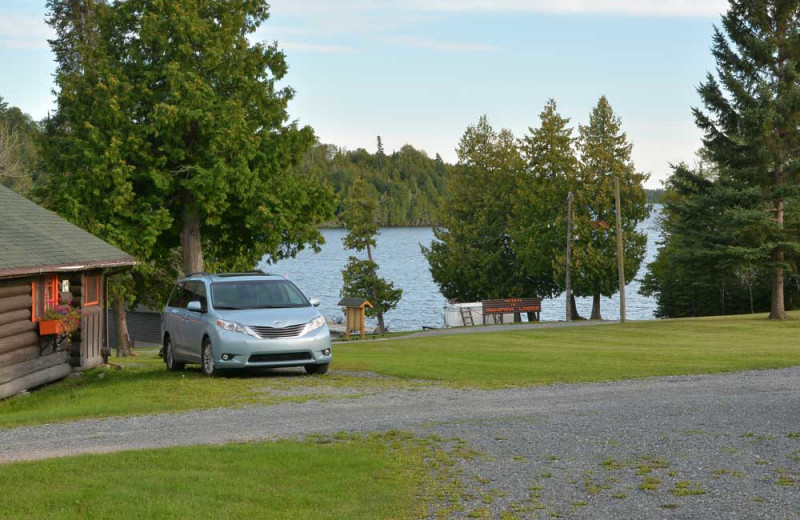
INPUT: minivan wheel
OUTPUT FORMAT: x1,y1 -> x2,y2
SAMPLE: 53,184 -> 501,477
305,363 -> 330,375
201,338 -> 217,377
164,337 -> 184,372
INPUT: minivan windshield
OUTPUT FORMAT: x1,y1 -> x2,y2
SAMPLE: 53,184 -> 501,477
211,280 -> 310,310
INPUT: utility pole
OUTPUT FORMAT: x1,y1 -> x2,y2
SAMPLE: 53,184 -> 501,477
566,191 -> 573,322
614,177 -> 626,323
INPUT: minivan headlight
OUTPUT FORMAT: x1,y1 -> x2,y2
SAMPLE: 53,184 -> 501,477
303,316 -> 326,335
216,319 -> 257,337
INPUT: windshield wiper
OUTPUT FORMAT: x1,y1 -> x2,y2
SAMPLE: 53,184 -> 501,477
214,306 -> 243,310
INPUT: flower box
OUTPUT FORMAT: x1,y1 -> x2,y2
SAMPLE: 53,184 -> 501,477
39,320 -> 65,336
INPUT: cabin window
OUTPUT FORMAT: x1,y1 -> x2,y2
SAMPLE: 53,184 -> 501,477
84,273 -> 101,306
32,275 -> 59,322
44,275 -> 59,309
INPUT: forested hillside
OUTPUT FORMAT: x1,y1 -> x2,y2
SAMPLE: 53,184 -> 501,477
294,140 -> 451,227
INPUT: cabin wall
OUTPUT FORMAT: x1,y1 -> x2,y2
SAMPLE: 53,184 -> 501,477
70,270 -> 105,369
0,279 -> 71,400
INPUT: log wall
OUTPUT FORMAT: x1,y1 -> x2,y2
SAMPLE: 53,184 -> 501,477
0,278 -> 71,400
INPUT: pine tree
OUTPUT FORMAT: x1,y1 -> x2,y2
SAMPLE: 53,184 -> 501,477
694,0 -> 800,320
512,99 -> 578,308
340,177 -> 402,333
574,97 -> 649,319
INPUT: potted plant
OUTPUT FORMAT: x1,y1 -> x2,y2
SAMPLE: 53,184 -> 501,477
39,305 -> 82,337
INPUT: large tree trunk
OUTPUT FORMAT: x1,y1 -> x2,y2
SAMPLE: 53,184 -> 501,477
570,294 -> 582,320
112,287 -> 134,358
591,293 -> 602,320
770,171 -> 786,320
181,201 -> 204,274
770,250 -> 786,320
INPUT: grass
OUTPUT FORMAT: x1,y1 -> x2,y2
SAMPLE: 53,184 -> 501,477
3,312 -> 800,428
334,312 -> 800,387
0,432 -> 440,520
0,349 -> 427,429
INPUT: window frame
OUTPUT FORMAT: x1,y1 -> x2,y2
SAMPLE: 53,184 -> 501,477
84,272 -> 101,307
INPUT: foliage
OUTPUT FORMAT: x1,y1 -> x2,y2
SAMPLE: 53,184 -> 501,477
39,0 -> 334,316
0,96 -> 41,195
423,116 -> 529,301
340,178 -> 402,330
295,142 -> 450,227
572,96 -> 649,318
641,163 -> 784,318
341,258 -> 403,321
693,0 -> 800,319
511,99 -> 577,299
42,304 -> 82,335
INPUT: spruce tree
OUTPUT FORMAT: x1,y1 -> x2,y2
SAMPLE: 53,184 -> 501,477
574,97 -> 649,319
340,178 -> 402,333
694,0 -> 800,320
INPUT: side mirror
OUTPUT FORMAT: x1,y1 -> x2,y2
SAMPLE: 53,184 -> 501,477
187,301 -> 203,312
309,297 -> 321,307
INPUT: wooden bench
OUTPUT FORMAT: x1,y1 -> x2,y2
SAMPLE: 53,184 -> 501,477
482,298 -> 542,324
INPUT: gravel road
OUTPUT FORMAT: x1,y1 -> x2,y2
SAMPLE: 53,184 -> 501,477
2,367 -> 799,519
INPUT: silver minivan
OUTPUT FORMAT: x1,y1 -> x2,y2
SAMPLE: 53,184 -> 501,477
161,272 -> 332,376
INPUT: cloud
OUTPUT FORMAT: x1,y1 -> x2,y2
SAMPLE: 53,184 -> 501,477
407,0 -> 727,17
0,14 -> 53,50
392,36 -> 499,52
269,0 -> 727,18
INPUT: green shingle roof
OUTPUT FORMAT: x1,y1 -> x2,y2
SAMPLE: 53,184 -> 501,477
0,185 -> 136,278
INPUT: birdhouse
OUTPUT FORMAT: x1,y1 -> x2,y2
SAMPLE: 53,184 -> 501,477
337,297 -> 373,340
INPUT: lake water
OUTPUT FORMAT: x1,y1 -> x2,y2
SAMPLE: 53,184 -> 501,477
262,207 -> 663,331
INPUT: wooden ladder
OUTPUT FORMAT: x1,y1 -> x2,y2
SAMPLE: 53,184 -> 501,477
460,307 -> 474,327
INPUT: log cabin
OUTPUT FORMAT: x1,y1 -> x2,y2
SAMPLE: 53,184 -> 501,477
0,185 -> 136,399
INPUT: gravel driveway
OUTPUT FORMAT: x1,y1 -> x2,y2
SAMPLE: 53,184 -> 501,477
2,367 -> 799,519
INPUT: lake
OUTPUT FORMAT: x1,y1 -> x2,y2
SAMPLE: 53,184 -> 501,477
262,207 -> 663,331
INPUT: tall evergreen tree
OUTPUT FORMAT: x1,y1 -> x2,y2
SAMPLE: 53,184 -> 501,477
574,97 -> 649,319
694,0 -> 800,320
340,177 -> 402,333
424,116 -> 529,302
41,0 -> 171,356
512,99 -> 578,308
40,0 -> 335,353
641,162 -> 774,317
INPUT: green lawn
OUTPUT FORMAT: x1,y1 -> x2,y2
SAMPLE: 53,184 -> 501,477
0,350 -> 425,429
334,312 -> 800,387
2,313 -> 800,428
0,434 -> 433,520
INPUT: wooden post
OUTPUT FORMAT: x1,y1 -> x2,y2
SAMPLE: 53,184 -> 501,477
614,178 -> 626,323
566,191 -> 573,322
360,306 -> 366,340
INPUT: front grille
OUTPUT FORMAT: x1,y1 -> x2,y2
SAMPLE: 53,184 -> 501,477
249,323 -> 305,339
248,352 -> 312,363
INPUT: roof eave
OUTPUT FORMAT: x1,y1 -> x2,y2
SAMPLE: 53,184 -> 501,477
0,257 -> 138,280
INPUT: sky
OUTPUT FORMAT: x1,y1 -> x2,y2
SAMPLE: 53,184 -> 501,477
0,0 -> 729,188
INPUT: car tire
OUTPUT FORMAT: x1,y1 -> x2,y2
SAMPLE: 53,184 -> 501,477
164,336 -> 185,372
201,338 -> 218,377
305,363 -> 330,375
